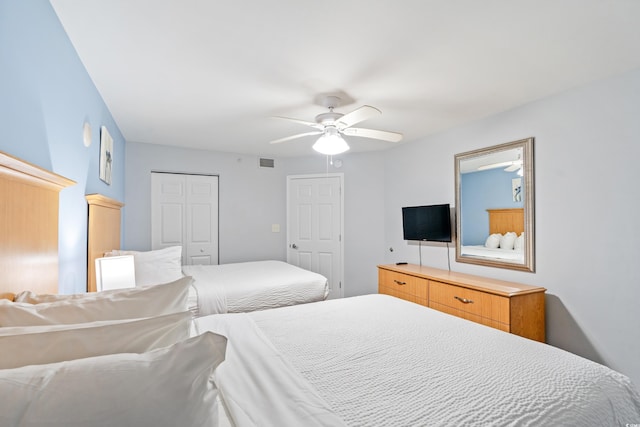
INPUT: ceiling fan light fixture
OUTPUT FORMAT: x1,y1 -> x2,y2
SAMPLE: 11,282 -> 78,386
271,96 -> 401,153
312,129 -> 350,155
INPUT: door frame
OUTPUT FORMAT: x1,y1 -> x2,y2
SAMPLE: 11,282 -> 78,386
286,173 -> 344,298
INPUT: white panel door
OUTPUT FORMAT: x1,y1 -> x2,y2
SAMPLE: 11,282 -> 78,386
185,174 -> 218,265
287,174 -> 343,299
151,172 -> 219,265
151,173 -> 184,249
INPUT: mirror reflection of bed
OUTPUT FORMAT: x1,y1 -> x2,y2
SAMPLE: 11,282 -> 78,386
460,208 -> 525,263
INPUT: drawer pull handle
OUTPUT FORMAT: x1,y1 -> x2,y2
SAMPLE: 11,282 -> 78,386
454,296 -> 474,304
393,279 -> 407,286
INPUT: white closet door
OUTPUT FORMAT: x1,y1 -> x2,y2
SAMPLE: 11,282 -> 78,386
151,172 -> 219,265
185,174 -> 218,265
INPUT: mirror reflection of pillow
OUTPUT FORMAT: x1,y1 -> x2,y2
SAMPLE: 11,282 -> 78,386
499,232 -> 517,250
485,233 -> 501,249
514,232 -> 525,251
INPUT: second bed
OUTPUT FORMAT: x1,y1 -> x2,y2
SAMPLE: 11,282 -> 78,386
184,260 -> 329,316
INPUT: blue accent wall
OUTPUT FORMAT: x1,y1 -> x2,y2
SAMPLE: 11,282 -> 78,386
0,0 -> 125,294
460,168 -> 524,245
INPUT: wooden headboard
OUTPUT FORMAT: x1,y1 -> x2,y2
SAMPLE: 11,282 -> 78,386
86,194 -> 124,293
487,208 -> 524,235
0,151 -> 75,300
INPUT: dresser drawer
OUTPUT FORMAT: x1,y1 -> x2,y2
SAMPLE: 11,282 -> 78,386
378,269 -> 428,306
428,280 -> 510,326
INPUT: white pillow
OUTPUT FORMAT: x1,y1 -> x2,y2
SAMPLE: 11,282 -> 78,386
0,311 -> 191,369
14,290 -> 76,304
514,232 -> 525,251
108,246 -> 183,286
484,233 -> 501,249
0,276 -> 192,326
499,232 -> 518,250
104,249 -> 138,256
14,281 -> 161,304
0,332 -> 226,427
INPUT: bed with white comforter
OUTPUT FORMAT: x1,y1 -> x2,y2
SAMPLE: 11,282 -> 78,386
195,294 -> 640,427
460,244 -> 525,262
184,260 -> 329,316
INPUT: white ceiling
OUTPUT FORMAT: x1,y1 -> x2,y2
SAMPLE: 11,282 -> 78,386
50,0 -> 640,158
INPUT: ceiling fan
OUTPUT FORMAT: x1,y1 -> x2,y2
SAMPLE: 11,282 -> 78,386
477,160 -> 521,171
477,157 -> 523,175
476,147 -> 523,173
269,95 -> 403,155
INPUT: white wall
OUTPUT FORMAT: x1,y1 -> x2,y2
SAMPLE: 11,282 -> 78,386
124,143 -> 288,263
383,68 -> 640,388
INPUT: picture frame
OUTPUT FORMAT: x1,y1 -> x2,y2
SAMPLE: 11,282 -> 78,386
512,177 -> 522,202
99,126 -> 113,185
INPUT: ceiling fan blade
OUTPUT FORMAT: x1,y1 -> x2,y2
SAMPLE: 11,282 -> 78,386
342,127 -> 403,142
336,105 -> 381,129
477,160 -> 514,171
274,116 -> 324,130
269,131 -> 322,144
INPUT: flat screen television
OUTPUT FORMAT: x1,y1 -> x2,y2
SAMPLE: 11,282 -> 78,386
402,204 -> 452,242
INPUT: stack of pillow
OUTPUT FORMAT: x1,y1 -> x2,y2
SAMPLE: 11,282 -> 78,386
0,275 -> 226,426
484,232 -> 525,250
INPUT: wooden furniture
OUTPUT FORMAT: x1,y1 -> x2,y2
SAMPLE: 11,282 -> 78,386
378,263 -> 545,342
86,194 -> 124,293
487,208 -> 524,235
0,151 -> 75,300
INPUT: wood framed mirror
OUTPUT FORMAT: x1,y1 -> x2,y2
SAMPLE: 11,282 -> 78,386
455,137 -> 534,272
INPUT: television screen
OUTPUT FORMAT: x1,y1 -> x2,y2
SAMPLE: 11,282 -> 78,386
402,204 -> 452,242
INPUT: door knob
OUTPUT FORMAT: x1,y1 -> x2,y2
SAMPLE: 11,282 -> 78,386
291,243 -> 298,249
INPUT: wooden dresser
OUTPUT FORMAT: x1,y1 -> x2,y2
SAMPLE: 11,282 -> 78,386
378,264 -> 546,342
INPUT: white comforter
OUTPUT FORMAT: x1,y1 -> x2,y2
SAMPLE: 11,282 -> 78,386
461,244 -> 525,262
183,260 -> 328,316
195,294 -> 640,427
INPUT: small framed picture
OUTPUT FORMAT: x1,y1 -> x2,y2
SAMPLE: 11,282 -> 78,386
512,178 -> 522,202
99,126 -> 113,185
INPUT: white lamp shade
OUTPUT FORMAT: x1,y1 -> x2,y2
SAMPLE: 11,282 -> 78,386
312,133 -> 350,155
95,255 -> 136,291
